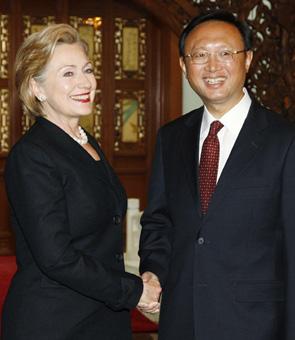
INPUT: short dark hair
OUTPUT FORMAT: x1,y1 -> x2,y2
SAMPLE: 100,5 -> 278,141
179,10 -> 253,56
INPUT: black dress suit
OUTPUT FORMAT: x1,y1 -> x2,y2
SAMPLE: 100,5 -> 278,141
1,117 -> 143,340
139,101 -> 295,340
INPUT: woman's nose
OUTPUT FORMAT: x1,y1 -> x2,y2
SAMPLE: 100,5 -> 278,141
78,72 -> 91,87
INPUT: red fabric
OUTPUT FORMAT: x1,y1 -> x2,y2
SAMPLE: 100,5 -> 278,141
199,120 -> 223,214
0,256 -> 17,313
131,309 -> 158,333
0,256 -> 157,333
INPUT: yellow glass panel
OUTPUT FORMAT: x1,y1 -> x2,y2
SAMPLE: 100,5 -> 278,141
78,25 -> 94,60
123,27 -> 139,72
31,24 -> 47,33
122,99 -> 138,142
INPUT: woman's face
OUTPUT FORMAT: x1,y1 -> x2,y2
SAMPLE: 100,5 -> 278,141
33,43 -> 97,121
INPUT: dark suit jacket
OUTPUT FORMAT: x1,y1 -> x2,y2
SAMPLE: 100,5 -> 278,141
2,117 -> 143,340
139,101 -> 295,340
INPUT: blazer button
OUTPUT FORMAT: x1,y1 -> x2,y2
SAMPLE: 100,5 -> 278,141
113,215 -> 121,225
116,253 -> 124,262
197,237 -> 205,245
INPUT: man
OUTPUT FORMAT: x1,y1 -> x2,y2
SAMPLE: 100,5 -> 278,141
138,10 -> 295,340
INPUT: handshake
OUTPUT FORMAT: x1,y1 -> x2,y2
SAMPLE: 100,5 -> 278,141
137,271 -> 162,314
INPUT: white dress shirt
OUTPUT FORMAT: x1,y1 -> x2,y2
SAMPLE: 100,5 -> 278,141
198,88 -> 252,181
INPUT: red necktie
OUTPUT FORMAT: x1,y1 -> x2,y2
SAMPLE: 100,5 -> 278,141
199,120 -> 223,214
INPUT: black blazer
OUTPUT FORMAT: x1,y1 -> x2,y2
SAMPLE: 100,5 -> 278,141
2,117 -> 143,340
139,101 -> 295,340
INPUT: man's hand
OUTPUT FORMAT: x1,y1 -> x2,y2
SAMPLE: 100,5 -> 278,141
137,271 -> 162,314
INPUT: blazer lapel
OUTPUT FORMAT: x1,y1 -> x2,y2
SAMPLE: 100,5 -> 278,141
35,117 -> 126,212
180,107 -> 203,212
205,101 -> 270,216
36,117 -> 119,188
87,135 -> 127,208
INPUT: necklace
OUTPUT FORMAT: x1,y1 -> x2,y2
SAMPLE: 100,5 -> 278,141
72,126 -> 88,145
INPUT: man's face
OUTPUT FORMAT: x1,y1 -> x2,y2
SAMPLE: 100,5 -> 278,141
180,20 -> 253,115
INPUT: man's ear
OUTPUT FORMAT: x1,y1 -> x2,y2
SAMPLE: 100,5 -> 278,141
179,57 -> 187,78
30,78 -> 46,102
245,50 -> 253,73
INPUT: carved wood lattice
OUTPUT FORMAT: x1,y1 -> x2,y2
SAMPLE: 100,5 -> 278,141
133,0 -> 295,120
188,0 -> 295,121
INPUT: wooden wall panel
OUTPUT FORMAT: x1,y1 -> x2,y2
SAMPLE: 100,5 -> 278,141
0,0 -> 182,255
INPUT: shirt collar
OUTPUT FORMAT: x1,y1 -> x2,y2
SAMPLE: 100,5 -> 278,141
202,88 -> 252,137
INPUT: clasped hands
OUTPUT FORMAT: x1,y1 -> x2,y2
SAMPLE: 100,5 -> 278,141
137,271 -> 162,314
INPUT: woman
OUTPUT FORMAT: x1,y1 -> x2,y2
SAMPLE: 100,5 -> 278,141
1,24 -> 155,340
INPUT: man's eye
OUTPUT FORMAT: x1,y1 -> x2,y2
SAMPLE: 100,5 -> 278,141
220,50 -> 232,57
195,52 -> 207,58
63,71 -> 74,77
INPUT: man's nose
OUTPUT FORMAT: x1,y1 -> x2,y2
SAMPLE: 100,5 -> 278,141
205,53 -> 221,71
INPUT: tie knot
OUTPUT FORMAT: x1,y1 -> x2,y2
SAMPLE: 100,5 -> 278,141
209,120 -> 223,136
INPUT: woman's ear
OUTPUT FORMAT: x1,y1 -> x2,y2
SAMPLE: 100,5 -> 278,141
30,78 -> 47,102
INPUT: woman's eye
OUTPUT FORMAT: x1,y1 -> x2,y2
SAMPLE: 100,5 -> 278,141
63,71 -> 74,77
85,68 -> 94,74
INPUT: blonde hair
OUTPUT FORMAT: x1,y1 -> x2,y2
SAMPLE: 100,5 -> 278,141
14,23 -> 88,117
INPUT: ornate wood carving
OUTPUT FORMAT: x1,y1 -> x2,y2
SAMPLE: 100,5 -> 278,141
114,18 -> 147,80
92,89 -> 103,143
132,0 -> 295,120
0,89 -> 10,153
0,14 -> 10,155
0,14 -> 9,79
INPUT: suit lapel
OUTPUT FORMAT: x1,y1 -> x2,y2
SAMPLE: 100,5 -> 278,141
205,101 -> 270,216
180,107 -> 203,213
